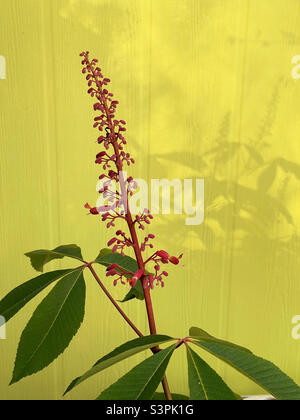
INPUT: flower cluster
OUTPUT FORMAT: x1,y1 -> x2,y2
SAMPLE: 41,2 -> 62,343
81,51 -> 182,289
80,51 -> 133,167
144,250 -> 183,288
108,230 -> 132,256
105,250 -> 182,289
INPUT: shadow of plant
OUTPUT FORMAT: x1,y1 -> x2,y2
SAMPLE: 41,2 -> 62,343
148,82 -> 300,263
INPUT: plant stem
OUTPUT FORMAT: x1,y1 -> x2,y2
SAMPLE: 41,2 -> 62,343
90,62 -> 172,400
87,264 -> 143,338
88,263 -> 172,400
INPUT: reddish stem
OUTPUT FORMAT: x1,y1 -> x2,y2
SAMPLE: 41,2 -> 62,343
89,61 -> 172,400
88,264 -> 143,338
88,263 -> 171,400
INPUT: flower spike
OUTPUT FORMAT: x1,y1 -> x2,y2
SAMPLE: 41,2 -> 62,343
80,51 -> 181,288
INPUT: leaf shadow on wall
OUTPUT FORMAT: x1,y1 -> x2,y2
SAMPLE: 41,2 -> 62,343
144,83 -> 300,341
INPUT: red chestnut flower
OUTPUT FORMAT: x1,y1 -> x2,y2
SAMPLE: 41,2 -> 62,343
80,51 -> 182,288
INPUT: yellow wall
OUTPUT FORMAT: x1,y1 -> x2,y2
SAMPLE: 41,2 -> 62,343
1,0 -> 300,400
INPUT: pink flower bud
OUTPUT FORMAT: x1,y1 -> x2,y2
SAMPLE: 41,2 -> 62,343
107,238 -> 117,246
98,205 -> 113,212
106,269 -> 117,276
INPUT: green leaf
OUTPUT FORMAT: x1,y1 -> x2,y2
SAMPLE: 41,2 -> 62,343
97,345 -> 176,400
191,340 -> 300,400
95,249 -> 145,301
10,269 -> 86,384
95,248 -> 114,259
25,244 -> 84,272
152,393 -> 190,400
95,249 -> 139,275
120,280 -> 144,302
189,327 -> 251,353
0,269 -> 73,322
64,334 -> 175,395
186,346 -> 237,400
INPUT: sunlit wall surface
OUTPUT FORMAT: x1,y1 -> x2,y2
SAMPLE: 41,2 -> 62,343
1,0 -> 300,400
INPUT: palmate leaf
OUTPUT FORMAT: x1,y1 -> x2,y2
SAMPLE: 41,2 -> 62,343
25,244 -> 84,272
11,269 -> 86,384
189,327 -> 251,353
0,269 -> 73,322
97,344 -> 176,400
64,334 -> 175,395
95,249 -> 145,301
190,328 -> 300,400
186,346 -> 237,400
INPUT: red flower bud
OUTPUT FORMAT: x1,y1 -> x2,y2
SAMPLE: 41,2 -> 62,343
108,170 -> 117,178
90,207 -> 99,215
157,250 -> 169,259
106,269 -> 117,276
96,151 -> 106,158
169,256 -> 179,265
106,263 -> 119,271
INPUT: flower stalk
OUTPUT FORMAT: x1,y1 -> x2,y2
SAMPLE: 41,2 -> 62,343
80,51 -> 181,400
